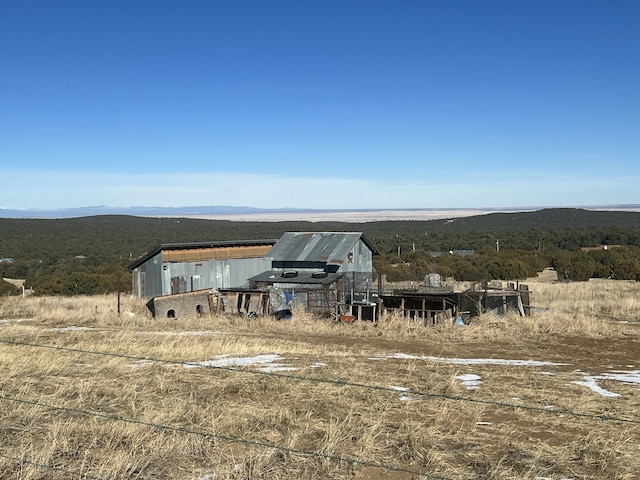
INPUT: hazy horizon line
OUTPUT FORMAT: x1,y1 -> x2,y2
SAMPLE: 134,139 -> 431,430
2,204 -> 639,221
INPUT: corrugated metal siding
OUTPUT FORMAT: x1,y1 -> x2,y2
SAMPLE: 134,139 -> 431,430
338,239 -> 373,273
139,252 -> 163,299
162,257 -> 271,296
227,257 -> 272,289
133,253 -> 271,300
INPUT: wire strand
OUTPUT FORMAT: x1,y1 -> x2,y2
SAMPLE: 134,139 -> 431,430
0,452 -> 107,480
0,394 -> 451,480
1,338 -> 638,425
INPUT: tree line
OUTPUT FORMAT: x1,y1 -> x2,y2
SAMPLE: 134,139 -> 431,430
1,208 -> 639,295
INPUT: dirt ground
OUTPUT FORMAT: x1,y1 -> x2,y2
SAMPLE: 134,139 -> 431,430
282,329 -> 640,373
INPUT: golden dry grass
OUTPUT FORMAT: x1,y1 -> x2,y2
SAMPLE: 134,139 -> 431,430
0,280 -> 639,479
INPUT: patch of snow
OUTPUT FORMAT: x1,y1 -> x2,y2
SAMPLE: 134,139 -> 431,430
572,377 -> 621,398
151,330 -> 228,336
127,360 -> 155,368
390,385 -> 409,392
0,318 -> 33,325
310,362 -> 327,368
456,373 -> 483,390
257,364 -> 299,373
184,354 -> 283,369
388,385 -> 418,401
50,326 -> 96,331
572,369 -> 640,397
602,370 -> 640,385
535,477 -> 575,480
538,371 -> 555,375
371,353 -> 569,367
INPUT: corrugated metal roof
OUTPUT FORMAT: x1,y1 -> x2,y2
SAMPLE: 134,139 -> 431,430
266,232 -> 377,265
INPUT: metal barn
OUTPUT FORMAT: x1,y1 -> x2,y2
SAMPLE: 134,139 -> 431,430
235,232 -> 379,318
129,239 -> 276,300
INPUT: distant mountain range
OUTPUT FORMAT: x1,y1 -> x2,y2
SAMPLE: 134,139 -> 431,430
0,205 -> 296,219
1,204 -> 639,219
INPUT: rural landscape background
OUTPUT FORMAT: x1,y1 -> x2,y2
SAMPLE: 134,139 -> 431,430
1,208 -> 640,478
2,208 -> 640,296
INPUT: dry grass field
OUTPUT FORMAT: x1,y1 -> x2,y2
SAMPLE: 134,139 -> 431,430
1,279 -> 639,479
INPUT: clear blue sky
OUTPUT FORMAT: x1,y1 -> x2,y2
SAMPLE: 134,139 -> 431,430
2,1 -> 638,210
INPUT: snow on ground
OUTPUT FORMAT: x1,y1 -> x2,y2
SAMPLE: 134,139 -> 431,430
456,373 -> 483,390
390,385 -> 409,392
600,369 -> 640,385
369,352 -> 569,367
150,330 -> 229,336
371,353 -> 640,398
50,325 -> 98,331
389,385 -> 416,401
0,318 -> 33,325
114,346 -> 640,399
257,363 -> 299,373
535,477 -> 575,480
184,354 -> 289,369
572,369 -> 640,397
572,376 -> 621,398
127,360 -> 156,368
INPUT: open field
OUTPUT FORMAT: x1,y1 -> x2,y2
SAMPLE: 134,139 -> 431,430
1,279 -> 639,479
177,206 -> 640,222
178,209 -> 509,222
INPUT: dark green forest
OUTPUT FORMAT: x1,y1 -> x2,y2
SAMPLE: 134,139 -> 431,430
1,208 -> 640,295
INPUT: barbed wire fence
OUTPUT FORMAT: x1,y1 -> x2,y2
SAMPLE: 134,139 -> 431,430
1,338 -> 638,479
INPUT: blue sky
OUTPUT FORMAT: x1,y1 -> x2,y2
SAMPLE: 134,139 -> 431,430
1,1 -> 638,210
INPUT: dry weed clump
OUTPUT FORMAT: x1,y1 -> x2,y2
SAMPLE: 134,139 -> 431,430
533,278 -> 640,322
1,284 -> 639,479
